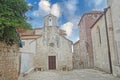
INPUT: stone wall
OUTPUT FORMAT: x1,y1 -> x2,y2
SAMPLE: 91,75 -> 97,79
59,36 -> 73,70
91,13 -> 111,73
20,39 -> 36,54
20,38 -> 37,74
0,42 -> 20,80
107,0 -> 120,77
105,7 -> 116,75
73,40 -> 82,69
21,53 -> 34,73
78,11 -> 102,69
34,28 -> 43,35
34,27 -> 73,71
109,1 -> 120,64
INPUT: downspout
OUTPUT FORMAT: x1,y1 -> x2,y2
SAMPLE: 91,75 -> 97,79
16,29 -> 22,76
104,8 -> 113,73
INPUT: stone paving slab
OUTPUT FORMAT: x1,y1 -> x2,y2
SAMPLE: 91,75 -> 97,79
19,69 -> 120,80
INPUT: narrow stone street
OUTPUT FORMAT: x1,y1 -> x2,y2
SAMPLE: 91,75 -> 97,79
19,69 -> 120,80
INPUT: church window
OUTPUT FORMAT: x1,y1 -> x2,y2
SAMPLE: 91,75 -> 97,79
97,26 -> 101,44
49,43 -> 54,47
56,36 -> 60,48
49,17 -> 52,26
85,41 -> 89,52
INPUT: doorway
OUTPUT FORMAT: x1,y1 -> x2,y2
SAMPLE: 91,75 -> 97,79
48,56 -> 56,70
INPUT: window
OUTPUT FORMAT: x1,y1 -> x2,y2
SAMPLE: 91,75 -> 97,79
49,17 -> 52,26
49,43 -> 54,47
85,41 -> 89,52
97,26 -> 101,44
93,14 -> 98,19
114,40 -> 119,64
22,41 -> 25,46
56,36 -> 60,48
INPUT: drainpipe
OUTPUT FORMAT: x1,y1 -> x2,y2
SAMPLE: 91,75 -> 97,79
16,29 -> 21,76
104,7 -> 113,74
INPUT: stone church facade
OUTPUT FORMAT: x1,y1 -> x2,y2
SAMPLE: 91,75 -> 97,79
20,14 -> 73,72
34,14 -> 73,71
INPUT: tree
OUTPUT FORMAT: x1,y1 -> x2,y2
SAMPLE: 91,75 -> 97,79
0,0 -> 32,45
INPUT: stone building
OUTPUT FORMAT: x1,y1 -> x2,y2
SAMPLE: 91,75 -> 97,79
20,14 -> 73,72
73,40 -> 81,69
0,42 -> 20,80
20,35 -> 40,73
77,11 -> 102,69
90,9 -> 114,73
91,5 -> 120,77
90,0 -> 120,76
107,0 -> 120,77
107,0 -> 120,57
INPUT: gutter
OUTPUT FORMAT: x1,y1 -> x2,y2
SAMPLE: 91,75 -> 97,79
16,29 -> 22,76
104,7 -> 113,74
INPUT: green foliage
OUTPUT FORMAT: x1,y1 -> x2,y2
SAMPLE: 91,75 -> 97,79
3,27 -> 19,45
0,0 -> 32,45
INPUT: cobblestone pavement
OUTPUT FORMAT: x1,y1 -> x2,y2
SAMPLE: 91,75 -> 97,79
19,69 -> 120,80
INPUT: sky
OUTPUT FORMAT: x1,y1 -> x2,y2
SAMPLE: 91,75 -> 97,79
25,0 -> 107,43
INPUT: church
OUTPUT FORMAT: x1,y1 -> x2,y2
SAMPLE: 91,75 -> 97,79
20,14 -> 73,72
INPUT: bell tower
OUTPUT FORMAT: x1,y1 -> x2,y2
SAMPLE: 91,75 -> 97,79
44,14 -> 57,27
43,14 -> 58,47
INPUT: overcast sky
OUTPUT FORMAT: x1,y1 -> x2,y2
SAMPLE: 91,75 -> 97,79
25,0 -> 107,42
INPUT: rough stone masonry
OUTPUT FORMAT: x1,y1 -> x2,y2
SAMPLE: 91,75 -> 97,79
0,42 -> 20,80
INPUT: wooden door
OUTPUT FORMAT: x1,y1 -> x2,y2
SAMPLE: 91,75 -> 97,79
48,56 -> 56,70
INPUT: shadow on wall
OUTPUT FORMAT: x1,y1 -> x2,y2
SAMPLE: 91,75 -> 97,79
21,53 -> 34,73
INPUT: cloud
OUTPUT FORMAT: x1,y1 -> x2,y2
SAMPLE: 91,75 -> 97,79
60,0 -> 80,28
85,0 -> 107,10
94,0 -> 103,6
51,3 -> 61,17
33,0 -> 61,17
28,3 -> 33,6
61,0 -> 78,20
39,0 -> 51,13
58,0 -> 80,39
66,1 -> 77,13
94,0 -> 107,10
61,22 -> 73,37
